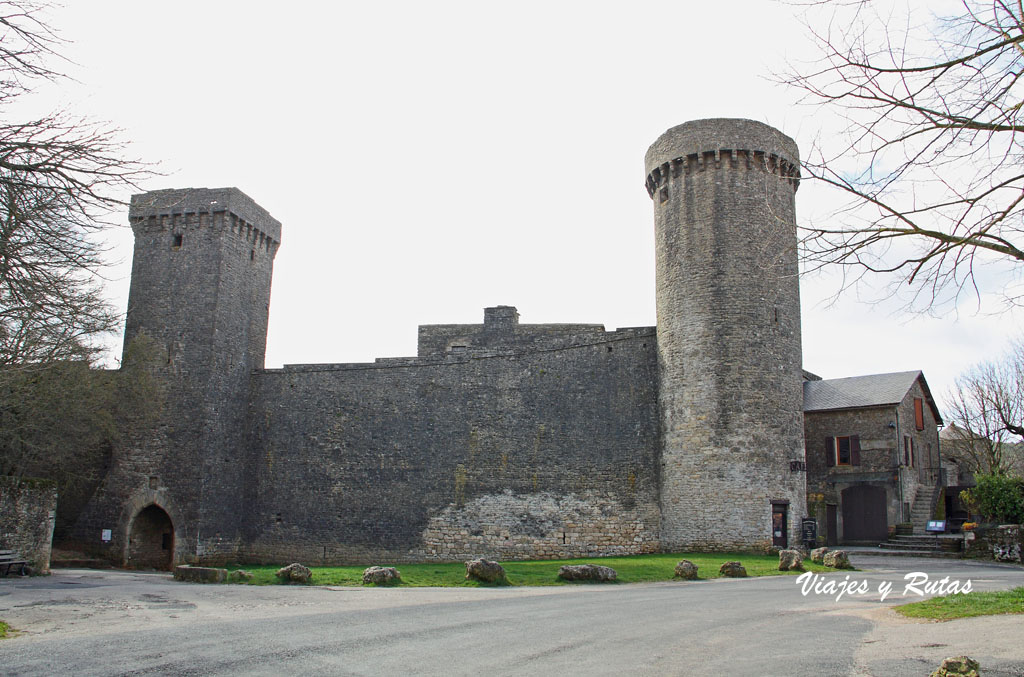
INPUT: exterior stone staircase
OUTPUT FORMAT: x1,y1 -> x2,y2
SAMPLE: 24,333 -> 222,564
909,484 -> 941,535
876,533 -> 962,557
873,483 -> 962,558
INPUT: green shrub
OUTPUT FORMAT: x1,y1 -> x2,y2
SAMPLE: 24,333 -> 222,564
961,473 -> 1024,524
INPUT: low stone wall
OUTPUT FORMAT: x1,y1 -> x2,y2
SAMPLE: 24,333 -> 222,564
963,524 -> 1022,563
0,477 -> 58,573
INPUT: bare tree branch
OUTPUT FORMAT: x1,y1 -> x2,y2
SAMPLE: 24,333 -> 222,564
945,339 -> 1024,476
781,0 -> 1024,311
0,2 -> 159,495
0,4 -> 151,365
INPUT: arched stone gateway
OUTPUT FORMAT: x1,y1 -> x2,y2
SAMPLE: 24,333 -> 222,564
127,504 -> 174,570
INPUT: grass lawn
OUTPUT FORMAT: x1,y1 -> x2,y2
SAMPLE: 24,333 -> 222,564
895,586 -> 1024,621
226,552 -> 834,587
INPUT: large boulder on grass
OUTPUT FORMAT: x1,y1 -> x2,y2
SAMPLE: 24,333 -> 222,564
557,564 -> 617,582
674,559 -> 699,580
465,558 -> 506,583
823,550 -> 852,569
930,655 -> 980,677
362,566 -> 401,585
719,561 -> 747,578
275,562 -> 312,584
778,549 -> 805,571
810,547 -> 829,565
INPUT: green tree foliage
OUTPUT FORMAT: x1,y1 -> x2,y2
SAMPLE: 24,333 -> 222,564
0,336 -> 161,533
961,472 -> 1024,523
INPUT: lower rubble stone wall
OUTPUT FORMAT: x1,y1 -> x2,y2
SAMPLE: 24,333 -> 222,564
0,477 -> 58,573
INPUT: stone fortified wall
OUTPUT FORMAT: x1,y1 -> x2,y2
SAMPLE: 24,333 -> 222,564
244,312 -> 661,563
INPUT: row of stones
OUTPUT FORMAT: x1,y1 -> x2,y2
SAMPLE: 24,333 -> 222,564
174,548 -> 856,587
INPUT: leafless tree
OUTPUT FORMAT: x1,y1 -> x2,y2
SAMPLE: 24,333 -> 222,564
0,2 -> 157,501
945,340 -> 1024,476
782,0 -> 1024,311
0,1 -> 148,365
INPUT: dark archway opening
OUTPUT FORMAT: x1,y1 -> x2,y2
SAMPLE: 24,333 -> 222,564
128,504 -> 174,570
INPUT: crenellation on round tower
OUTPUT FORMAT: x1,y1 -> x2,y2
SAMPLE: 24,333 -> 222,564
645,149 -> 801,198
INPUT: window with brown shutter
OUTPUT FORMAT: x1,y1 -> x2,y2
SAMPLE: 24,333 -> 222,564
914,397 -> 925,431
834,436 -> 854,466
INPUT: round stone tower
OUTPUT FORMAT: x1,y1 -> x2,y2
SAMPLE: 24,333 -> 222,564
646,119 -> 806,551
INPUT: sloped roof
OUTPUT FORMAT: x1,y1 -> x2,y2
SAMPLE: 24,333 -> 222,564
803,370 -> 942,423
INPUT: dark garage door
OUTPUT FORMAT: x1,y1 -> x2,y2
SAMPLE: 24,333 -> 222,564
841,485 -> 888,543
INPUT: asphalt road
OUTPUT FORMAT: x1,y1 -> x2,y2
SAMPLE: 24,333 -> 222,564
1,555 -> 1022,676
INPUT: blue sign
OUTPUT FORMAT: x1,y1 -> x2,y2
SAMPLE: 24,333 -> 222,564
925,520 -> 946,533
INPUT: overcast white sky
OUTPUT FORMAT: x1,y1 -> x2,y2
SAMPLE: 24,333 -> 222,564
34,0 -> 1021,415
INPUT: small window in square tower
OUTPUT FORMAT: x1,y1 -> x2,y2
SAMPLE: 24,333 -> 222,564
172,233 -> 183,249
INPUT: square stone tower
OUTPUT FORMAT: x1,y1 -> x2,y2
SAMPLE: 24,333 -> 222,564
75,188 -> 281,567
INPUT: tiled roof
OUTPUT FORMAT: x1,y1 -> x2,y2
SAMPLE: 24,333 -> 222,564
803,370 -> 925,413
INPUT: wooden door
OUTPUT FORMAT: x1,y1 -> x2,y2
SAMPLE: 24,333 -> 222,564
841,485 -> 888,543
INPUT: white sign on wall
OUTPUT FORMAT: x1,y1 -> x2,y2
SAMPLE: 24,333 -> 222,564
101,529 -> 112,542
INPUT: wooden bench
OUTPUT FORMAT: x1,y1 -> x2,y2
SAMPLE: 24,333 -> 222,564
0,550 -> 29,576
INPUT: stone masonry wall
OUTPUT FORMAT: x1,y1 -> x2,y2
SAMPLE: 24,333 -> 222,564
244,328 -> 660,564
0,477 -> 57,572
418,306 -> 614,358
895,378 -> 942,507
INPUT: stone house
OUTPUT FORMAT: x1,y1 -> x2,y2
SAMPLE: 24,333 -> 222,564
803,371 -> 943,544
